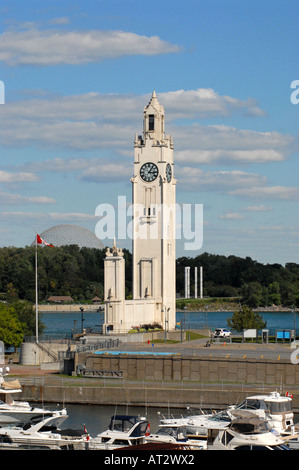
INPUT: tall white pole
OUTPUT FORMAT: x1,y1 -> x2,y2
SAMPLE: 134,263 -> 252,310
194,267 -> 198,299
200,266 -> 203,299
35,234 -> 39,343
185,266 -> 190,298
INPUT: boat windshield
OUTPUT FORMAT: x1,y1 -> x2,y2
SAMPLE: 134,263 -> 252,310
209,411 -> 231,422
236,399 -> 266,411
108,415 -> 149,437
109,416 -> 137,432
157,426 -> 188,439
267,401 -> 292,413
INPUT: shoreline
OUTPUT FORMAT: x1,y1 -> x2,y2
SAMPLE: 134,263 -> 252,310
177,307 -> 293,313
39,305 -> 293,313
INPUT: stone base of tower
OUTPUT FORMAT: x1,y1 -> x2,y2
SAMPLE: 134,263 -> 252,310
103,298 -> 175,334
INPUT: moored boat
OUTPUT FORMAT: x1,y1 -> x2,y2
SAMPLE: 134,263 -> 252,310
88,415 -> 150,450
230,390 -> 294,435
206,414 -> 291,450
0,411 -> 89,450
0,366 -> 66,425
146,423 -> 206,449
159,390 -> 295,438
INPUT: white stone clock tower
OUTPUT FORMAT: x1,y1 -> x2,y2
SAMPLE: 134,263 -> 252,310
131,91 -> 176,330
104,92 -> 176,333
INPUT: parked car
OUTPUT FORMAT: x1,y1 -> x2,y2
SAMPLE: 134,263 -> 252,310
214,328 -> 231,338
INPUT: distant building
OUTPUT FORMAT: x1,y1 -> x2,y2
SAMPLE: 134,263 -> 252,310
32,224 -> 104,249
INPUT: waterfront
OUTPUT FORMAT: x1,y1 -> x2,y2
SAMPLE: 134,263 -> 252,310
40,310 -> 299,337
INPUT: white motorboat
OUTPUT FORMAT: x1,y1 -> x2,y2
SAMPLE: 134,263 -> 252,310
146,424 -> 206,449
160,390 -> 295,437
0,411 -> 89,450
230,391 -> 294,435
89,415 -> 150,450
0,366 -> 67,425
207,414 -> 291,450
159,409 -> 230,438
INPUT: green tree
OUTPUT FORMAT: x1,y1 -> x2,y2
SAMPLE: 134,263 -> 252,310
10,300 -> 45,337
240,281 -> 263,308
0,304 -> 24,349
268,282 -> 281,305
227,305 -> 267,332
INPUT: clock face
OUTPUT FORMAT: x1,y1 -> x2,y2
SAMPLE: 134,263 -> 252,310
166,163 -> 172,183
140,162 -> 159,182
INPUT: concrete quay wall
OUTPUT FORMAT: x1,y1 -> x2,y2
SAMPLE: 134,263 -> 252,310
21,384 -> 285,410
75,352 -> 298,386
19,353 -> 299,410
38,304 -> 102,312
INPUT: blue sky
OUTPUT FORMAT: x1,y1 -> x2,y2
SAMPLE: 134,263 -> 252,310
0,0 -> 298,265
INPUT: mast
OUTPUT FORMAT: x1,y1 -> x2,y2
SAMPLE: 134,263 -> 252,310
35,233 -> 39,343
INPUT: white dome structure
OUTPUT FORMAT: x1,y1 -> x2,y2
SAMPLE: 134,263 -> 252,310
32,224 -> 104,249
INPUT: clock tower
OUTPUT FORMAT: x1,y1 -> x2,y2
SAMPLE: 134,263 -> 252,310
131,91 -> 176,331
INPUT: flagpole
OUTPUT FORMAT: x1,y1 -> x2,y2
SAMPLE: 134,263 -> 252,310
35,233 -> 39,343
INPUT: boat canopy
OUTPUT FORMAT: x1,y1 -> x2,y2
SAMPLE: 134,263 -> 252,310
1,380 -> 21,391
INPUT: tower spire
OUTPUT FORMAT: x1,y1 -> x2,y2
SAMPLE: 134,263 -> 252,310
143,91 -> 165,140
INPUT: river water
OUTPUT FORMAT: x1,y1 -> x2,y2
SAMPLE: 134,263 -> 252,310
40,310 -> 298,337
62,403 -> 183,437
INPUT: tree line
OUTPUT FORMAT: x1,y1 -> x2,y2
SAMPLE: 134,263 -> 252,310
1,246 -> 299,307
176,252 -> 299,307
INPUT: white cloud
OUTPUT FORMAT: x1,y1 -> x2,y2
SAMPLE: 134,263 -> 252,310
176,167 -> 266,191
0,91 -> 292,162
48,17 -> 70,26
0,170 -> 39,183
243,205 -> 273,212
0,28 -> 181,66
159,88 -> 266,118
258,225 -> 284,231
48,212 -> 99,221
174,124 -> 293,162
0,191 -> 55,205
175,148 -> 285,164
230,186 -> 299,200
18,157 -> 93,173
81,162 -> 132,182
219,212 -> 245,220
0,211 -> 98,221
18,157 -> 133,183
0,90 -> 266,123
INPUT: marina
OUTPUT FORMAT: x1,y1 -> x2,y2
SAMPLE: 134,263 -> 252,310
0,393 -> 297,450
2,350 -> 299,450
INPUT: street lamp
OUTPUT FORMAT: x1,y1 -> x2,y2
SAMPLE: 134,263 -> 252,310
80,307 -> 85,334
162,305 -> 170,342
293,306 -> 297,341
